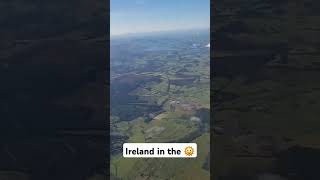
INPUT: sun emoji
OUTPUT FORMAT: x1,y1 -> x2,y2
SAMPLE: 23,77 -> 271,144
184,146 -> 194,156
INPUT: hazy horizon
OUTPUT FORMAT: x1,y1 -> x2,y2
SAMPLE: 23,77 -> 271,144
111,0 -> 210,36
110,27 -> 210,38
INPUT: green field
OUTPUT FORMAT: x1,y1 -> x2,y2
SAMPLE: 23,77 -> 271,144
110,30 -> 210,180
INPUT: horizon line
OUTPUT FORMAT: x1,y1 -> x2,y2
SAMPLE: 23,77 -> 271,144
110,27 -> 210,37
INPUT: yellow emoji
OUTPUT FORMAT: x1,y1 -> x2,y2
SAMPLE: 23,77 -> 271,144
184,146 -> 194,156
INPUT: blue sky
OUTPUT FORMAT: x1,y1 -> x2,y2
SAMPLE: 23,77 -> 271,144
111,0 -> 210,36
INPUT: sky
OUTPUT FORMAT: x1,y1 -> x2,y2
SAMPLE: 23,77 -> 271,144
111,0 -> 210,36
